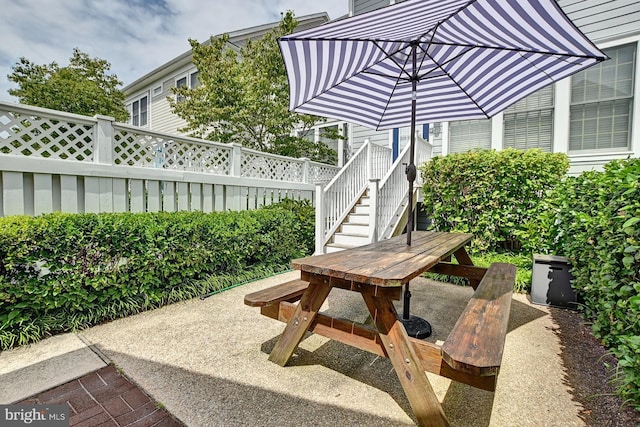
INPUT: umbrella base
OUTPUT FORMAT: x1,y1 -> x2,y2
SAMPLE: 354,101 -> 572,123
400,315 -> 432,339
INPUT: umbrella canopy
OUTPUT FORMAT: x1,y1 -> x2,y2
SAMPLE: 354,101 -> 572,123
278,0 -> 606,245
279,0 -> 606,130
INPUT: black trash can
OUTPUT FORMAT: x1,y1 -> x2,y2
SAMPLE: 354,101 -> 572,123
531,254 -> 577,309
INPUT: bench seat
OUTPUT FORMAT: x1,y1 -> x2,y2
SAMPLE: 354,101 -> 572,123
441,262 -> 516,377
244,279 -> 309,318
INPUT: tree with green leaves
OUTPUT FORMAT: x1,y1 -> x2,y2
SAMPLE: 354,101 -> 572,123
7,48 -> 128,122
169,11 -> 338,164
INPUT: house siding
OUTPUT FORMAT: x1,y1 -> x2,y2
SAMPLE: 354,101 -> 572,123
560,0 -> 640,42
351,124 -> 390,153
353,0 -> 389,15
123,13 -> 330,137
353,0 -> 640,173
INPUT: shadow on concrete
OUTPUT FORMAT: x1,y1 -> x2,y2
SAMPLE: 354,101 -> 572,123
107,350 -> 415,427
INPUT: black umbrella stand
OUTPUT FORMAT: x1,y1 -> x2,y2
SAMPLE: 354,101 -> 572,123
399,42 -> 432,339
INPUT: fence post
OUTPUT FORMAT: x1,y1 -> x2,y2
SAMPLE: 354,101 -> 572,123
301,157 -> 310,183
315,183 -> 325,255
230,143 -> 243,177
369,179 -> 379,243
227,143 -> 243,211
94,115 -> 115,165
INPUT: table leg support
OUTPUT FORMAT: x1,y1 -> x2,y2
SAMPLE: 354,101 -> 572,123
363,294 -> 450,427
268,281 -> 332,366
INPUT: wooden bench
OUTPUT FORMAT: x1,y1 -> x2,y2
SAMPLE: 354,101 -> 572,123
441,262 -> 517,377
244,279 -> 309,319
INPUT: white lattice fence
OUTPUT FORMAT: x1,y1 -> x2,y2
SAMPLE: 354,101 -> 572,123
0,101 -> 340,217
0,106 -> 95,162
240,150 -> 304,181
112,125 -> 232,174
309,161 -> 338,184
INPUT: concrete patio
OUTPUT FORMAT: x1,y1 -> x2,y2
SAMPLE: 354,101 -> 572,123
1,271 -> 600,426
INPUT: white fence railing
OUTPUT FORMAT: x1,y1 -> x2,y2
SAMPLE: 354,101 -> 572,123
375,136 -> 432,241
0,101 -> 339,217
314,139 -> 393,253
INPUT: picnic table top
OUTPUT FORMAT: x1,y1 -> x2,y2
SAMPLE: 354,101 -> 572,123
292,231 -> 473,287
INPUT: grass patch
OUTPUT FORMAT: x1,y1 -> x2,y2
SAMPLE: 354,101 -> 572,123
425,251 -> 532,293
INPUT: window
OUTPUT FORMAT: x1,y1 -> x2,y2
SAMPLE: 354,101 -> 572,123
175,71 -> 200,102
319,124 -> 339,153
190,71 -> 200,89
176,76 -> 187,102
130,95 -> 148,126
503,85 -> 554,151
569,43 -> 635,152
449,119 -> 491,153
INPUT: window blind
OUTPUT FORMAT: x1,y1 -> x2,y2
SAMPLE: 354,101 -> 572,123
449,119 -> 491,153
503,86 -> 554,151
570,43 -> 635,152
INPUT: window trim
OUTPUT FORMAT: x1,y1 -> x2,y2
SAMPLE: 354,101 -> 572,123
568,42 -> 636,153
128,93 -> 149,127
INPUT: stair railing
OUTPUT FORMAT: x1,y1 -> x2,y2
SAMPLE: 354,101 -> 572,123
374,133 -> 433,241
314,139 -> 392,254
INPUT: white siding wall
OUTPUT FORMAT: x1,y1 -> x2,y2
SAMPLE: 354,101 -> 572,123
353,0 -> 389,15
351,123 -> 390,153
560,0 -> 640,42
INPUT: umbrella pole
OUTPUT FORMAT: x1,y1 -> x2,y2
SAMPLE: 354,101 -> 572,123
401,43 -> 431,339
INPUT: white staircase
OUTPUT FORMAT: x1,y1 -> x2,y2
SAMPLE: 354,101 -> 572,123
325,190 -> 372,252
315,137 -> 432,254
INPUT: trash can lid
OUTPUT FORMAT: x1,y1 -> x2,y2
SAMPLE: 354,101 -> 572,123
533,254 -> 569,263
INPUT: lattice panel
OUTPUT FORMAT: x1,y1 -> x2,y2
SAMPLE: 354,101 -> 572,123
0,110 -> 94,161
113,130 -> 157,167
163,140 -> 230,174
310,164 -> 338,184
241,153 -> 303,182
113,130 -> 231,174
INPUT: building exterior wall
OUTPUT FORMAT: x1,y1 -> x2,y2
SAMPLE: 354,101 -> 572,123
350,0 -> 640,174
123,13 -> 330,137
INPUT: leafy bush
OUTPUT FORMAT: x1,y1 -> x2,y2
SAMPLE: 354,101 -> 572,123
420,148 -> 569,252
263,198 -> 315,255
524,158 -> 640,407
0,207 -> 310,349
425,251 -> 532,293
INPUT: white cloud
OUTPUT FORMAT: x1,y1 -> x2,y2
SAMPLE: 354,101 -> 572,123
0,0 -> 347,102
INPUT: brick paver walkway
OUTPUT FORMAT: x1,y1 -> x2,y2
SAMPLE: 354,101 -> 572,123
18,365 -> 183,427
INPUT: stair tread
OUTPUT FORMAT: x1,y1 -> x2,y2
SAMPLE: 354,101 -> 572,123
335,232 -> 369,237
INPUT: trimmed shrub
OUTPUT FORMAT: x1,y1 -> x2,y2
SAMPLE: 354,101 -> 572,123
0,207 -> 310,349
420,148 -> 569,252
524,158 -> 640,407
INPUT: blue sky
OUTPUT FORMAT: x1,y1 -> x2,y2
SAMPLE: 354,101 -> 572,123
0,0 -> 348,102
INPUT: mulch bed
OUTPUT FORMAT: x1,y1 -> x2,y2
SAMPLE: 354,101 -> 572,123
549,307 -> 640,427
18,365 -> 184,427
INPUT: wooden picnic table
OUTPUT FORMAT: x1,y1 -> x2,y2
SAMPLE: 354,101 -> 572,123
245,231 -> 516,427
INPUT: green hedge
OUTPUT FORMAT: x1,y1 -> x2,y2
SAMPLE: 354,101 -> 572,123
426,251 -> 532,292
524,158 -> 640,406
0,202 -> 313,349
420,148 -> 569,252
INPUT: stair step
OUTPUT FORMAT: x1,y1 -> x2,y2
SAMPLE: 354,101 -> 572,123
353,205 -> 369,214
341,223 -> 369,234
324,243 -> 353,253
347,213 -> 369,225
333,232 -> 370,246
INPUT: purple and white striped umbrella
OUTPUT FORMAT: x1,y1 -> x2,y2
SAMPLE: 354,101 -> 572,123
279,0 -> 606,246
279,0 -> 606,130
